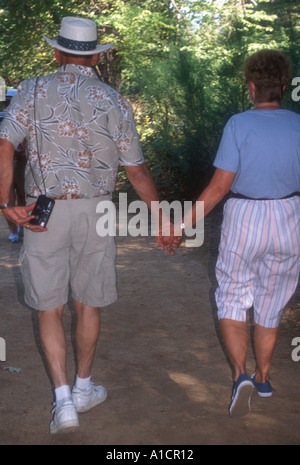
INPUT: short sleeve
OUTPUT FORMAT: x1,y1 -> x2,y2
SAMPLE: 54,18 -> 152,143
108,95 -> 145,166
213,117 -> 240,173
0,84 -> 29,148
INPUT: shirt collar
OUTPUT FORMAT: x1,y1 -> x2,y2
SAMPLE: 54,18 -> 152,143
59,63 -> 96,78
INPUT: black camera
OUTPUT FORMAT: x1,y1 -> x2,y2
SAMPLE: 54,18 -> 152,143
29,195 -> 55,227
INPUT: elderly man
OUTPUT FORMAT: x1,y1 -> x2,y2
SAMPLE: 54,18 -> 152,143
0,16 -> 180,434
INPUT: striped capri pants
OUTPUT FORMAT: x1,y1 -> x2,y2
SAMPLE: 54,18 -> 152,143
215,196 -> 300,328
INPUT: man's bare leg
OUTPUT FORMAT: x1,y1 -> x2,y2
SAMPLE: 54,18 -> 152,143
71,300 -> 107,413
73,299 -> 101,379
38,306 -> 67,387
38,306 -> 79,434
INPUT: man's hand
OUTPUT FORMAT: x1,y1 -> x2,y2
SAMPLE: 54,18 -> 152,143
156,234 -> 182,254
0,139 -> 46,232
1,203 -> 47,232
124,164 -> 183,254
155,221 -> 183,254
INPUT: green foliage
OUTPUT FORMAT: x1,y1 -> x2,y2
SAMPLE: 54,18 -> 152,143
1,0 -> 300,199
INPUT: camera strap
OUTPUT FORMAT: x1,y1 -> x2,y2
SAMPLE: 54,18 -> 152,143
26,77 -> 47,196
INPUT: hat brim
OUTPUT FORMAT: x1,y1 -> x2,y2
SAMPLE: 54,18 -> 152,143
44,36 -> 113,55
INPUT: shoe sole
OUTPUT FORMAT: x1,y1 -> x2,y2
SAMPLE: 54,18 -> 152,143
229,381 -> 253,418
257,391 -> 272,398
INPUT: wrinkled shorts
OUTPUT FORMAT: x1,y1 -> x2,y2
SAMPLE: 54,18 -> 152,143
215,196 -> 300,328
19,196 -> 118,311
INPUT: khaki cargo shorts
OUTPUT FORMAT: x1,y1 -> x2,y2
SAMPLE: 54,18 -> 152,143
19,196 -> 118,311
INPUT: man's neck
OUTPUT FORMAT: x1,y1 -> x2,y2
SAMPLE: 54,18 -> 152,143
55,49 -> 99,68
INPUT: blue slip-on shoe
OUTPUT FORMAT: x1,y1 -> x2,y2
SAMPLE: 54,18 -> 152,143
229,373 -> 254,418
8,232 -> 19,243
251,373 -> 272,397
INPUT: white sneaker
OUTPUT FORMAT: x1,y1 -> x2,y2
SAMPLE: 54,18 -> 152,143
72,384 -> 107,413
50,400 -> 79,434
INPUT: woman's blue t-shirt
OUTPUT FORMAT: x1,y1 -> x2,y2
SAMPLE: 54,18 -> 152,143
214,109 -> 300,199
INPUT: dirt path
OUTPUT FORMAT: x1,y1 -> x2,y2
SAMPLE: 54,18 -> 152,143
0,209 -> 300,445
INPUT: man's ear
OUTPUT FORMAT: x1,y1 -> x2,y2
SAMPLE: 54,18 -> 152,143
54,49 -> 62,65
91,53 -> 100,66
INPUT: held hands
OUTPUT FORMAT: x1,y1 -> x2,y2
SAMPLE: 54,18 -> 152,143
155,221 -> 183,255
1,203 -> 47,233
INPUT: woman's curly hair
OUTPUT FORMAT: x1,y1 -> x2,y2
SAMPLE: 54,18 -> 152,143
243,49 -> 293,102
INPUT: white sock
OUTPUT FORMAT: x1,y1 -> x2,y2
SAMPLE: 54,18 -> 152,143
75,375 -> 92,391
55,384 -> 72,407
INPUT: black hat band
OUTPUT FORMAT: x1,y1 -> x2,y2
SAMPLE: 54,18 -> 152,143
57,35 -> 97,52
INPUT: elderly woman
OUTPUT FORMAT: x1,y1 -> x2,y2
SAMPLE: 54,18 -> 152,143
185,49 -> 300,417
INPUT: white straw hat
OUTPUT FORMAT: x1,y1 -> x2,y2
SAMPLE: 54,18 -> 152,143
44,16 -> 113,55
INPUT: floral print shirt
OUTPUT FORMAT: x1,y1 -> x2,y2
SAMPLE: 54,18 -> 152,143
0,64 -> 144,198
